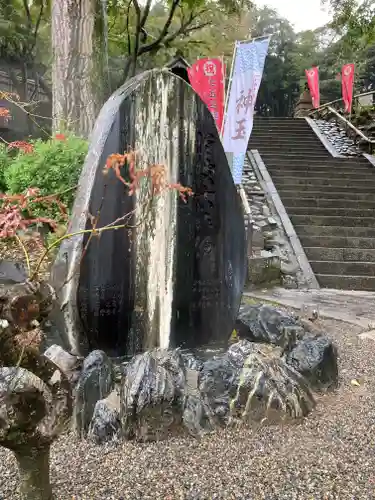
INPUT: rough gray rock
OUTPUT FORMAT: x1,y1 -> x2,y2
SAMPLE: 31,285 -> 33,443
182,394 -> 215,437
284,333 -> 338,390
88,390 -> 121,445
120,349 -> 186,442
44,344 -> 82,385
236,304 -> 304,349
198,354 -> 240,425
74,350 -> 114,438
230,351 -> 316,423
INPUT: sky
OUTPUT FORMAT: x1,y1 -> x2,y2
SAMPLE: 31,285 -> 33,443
256,0 -> 332,32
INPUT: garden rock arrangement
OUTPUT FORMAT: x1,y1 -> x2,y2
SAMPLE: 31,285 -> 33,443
314,119 -> 362,156
242,155 -> 305,288
44,304 -> 338,445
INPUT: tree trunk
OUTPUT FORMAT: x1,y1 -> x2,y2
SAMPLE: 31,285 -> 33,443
51,0 -> 97,139
14,446 -> 53,500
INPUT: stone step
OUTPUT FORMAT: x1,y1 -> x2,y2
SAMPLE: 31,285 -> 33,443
253,123 -> 314,132
287,207 -> 375,218
280,184 -> 375,194
295,224 -> 375,238
299,235 -> 375,249
269,169 -> 371,180
249,137 -> 326,145
250,142 -> 328,149
290,214 -> 375,227
266,158 -> 371,166
278,189 -> 375,201
254,149 -> 332,157
283,197 -> 375,209
262,153 -> 334,161
305,246 -> 375,262
249,133 -> 325,141
316,274 -> 375,291
272,176 -> 375,189
310,260 -> 375,277
267,165 -> 372,174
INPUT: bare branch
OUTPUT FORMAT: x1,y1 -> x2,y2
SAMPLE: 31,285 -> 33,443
31,2 -> 45,55
140,8 -> 210,55
22,0 -> 32,29
138,0 -> 181,56
131,0 -> 142,76
140,0 -> 152,29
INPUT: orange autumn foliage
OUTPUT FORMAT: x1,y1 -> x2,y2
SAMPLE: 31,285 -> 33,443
105,151 -> 193,202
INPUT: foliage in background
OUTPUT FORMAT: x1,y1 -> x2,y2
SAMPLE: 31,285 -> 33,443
2,0 -> 375,123
4,135 -> 87,210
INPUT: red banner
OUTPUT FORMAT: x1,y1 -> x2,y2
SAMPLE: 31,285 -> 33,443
342,63 -> 355,113
305,67 -> 320,109
188,58 -> 225,131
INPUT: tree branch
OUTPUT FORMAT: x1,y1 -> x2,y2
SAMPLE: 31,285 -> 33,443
140,9 -> 210,55
22,0 -> 32,29
31,1 -> 45,55
131,0 -> 142,76
126,0 -> 132,57
140,0 -> 152,29
138,0 -> 181,56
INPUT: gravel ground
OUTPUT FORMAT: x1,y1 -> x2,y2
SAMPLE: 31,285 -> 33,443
1,316 -> 375,499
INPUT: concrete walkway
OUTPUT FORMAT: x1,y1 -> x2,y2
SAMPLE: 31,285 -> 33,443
244,287 -> 375,329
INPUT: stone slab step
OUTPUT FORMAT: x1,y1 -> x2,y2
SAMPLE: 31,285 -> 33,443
262,154 -> 334,162
305,246 -> 375,262
253,123 -> 314,132
254,120 -> 312,126
251,135 -> 321,142
288,207 -> 375,218
316,274 -> 375,291
249,138 -> 326,146
311,260 -> 375,276
299,235 -> 375,249
283,197 -> 375,209
256,150 -> 332,157
250,143 -> 328,150
279,184 -> 375,194
267,165 -> 372,174
272,176 -> 375,189
278,189 -> 375,201
272,169 -> 372,180
266,158 -> 371,166
295,225 -> 375,238
290,214 -> 375,227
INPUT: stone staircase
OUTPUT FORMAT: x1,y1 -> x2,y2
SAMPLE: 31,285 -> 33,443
248,116 -> 375,291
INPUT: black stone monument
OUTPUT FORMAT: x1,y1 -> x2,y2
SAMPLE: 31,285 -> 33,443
50,69 -> 246,357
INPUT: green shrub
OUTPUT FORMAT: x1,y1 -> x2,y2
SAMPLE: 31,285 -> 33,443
0,143 -> 11,192
4,135 -> 88,211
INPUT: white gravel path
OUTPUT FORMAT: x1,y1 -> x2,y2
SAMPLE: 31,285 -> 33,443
1,317 -> 375,499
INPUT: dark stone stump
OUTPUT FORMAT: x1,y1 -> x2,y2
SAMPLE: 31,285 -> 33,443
50,69 -> 246,357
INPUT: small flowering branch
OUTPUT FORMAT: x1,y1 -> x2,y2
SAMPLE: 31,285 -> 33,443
32,151 -> 194,281
0,188 -> 68,240
105,151 -> 194,202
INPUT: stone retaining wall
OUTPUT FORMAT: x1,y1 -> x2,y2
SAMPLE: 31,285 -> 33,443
242,154 -> 306,289
314,119 -> 362,156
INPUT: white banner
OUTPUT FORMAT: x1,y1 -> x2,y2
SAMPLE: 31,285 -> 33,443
222,36 -> 271,184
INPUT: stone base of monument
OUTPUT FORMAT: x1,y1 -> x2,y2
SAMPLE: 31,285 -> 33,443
43,303 -> 338,445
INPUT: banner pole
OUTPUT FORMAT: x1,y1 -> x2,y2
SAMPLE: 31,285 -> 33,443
237,34 -> 271,44
221,54 -> 226,110
221,42 -> 237,139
